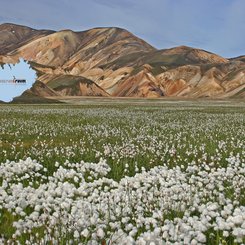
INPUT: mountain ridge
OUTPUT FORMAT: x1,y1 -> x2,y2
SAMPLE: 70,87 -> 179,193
0,23 -> 244,101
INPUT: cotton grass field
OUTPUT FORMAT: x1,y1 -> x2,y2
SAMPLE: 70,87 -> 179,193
0,100 -> 244,244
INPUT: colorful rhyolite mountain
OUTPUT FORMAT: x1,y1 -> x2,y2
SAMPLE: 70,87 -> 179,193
0,23 -> 244,102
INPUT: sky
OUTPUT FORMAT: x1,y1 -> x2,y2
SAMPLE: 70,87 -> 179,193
0,0 -> 245,101
0,60 -> 36,102
0,0 -> 244,58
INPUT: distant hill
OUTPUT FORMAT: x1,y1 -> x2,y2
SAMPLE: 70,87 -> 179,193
0,23 -> 244,101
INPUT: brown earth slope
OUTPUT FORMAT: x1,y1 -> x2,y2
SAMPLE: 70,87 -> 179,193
0,23 -> 244,100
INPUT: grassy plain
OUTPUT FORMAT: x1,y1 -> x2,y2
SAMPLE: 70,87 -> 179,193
0,99 -> 244,244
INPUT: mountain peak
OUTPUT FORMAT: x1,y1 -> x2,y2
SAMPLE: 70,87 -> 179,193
0,23 -> 54,55
0,23 -> 37,35
160,45 -> 229,64
0,23 -> 244,99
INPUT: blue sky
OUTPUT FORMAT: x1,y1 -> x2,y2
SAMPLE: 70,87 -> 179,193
0,60 -> 36,102
0,0 -> 244,101
0,0 -> 244,58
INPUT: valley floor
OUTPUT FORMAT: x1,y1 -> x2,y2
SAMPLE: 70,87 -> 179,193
45,96 -> 245,106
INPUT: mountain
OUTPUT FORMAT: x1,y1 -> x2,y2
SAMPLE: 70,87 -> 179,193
0,23 -> 244,101
0,23 -> 54,55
